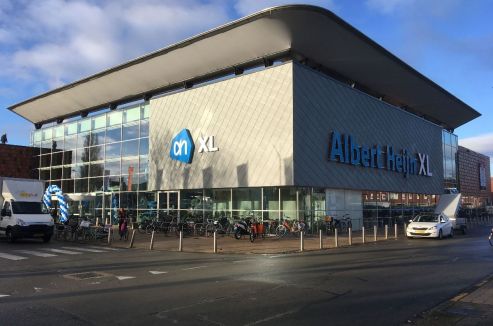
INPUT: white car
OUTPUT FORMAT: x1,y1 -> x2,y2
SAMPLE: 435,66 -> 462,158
406,214 -> 453,239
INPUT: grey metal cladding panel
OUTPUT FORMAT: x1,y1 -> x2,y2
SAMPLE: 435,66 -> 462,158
149,63 -> 294,191
293,63 -> 443,194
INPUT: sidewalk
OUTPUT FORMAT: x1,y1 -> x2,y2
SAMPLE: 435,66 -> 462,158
106,228 -> 400,254
416,274 -> 493,325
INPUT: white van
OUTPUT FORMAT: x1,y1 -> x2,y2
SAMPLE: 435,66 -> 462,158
0,178 -> 54,243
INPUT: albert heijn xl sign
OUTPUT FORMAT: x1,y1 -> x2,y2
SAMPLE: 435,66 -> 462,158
328,131 -> 433,177
170,128 -> 218,164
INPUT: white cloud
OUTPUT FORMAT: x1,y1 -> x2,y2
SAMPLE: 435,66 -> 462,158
234,0 -> 335,16
459,133 -> 493,157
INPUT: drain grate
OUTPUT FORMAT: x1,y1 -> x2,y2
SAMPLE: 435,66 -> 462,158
64,271 -> 110,280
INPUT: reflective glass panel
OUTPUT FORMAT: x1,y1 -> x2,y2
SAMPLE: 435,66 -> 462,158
105,143 -> 121,159
104,160 -> 121,176
121,157 -> 138,175
89,145 -> 104,161
121,140 -> 139,157
66,122 -> 78,135
124,106 -> 140,123
90,163 -> 104,177
90,129 -> 105,146
105,127 -> 121,143
92,115 -> 106,130
107,111 -> 122,126
77,133 -> 90,148
121,174 -> 138,191
140,120 -> 149,137
122,122 -> 139,141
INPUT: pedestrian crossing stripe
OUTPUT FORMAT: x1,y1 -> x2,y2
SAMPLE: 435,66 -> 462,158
0,252 -> 28,260
44,248 -> 82,255
61,247 -> 105,253
16,250 -> 57,258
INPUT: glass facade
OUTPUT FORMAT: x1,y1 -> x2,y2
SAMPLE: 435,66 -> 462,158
442,130 -> 458,189
31,103 -> 150,222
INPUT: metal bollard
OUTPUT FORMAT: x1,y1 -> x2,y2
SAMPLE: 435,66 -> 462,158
334,229 -> 338,248
404,223 -> 407,237
96,217 -> 100,227
319,229 -> 323,249
385,225 -> 388,239
107,225 -> 112,245
128,230 -> 136,248
149,230 -> 155,250
300,231 -> 304,252
348,228 -> 352,246
105,218 -> 109,225
394,224 -> 398,239
179,231 -> 183,252
362,227 -> 365,244
374,225 -> 377,242
213,231 -> 217,253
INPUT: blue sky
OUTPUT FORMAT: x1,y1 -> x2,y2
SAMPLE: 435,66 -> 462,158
0,0 -> 492,164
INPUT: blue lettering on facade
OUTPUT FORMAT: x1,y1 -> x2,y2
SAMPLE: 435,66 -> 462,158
328,131 -> 432,177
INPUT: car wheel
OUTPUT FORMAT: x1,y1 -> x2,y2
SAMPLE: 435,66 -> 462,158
449,229 -> 454,238
43,235 -> 52,243
438,229 -> 443,240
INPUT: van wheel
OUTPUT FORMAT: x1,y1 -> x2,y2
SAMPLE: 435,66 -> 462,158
42,235 -> 52,243
438,230 -> 443,240
450,229 -> 454,238
6,229 -> 16,243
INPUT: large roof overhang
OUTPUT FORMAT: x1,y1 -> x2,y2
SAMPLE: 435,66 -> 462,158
8,5 -> 479,129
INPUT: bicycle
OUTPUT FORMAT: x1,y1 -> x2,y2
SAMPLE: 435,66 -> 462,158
489,228 -> 493,246
275,219 -> 306,238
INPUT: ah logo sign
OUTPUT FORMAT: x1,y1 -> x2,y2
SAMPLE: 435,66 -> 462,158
170,129 -> 195,164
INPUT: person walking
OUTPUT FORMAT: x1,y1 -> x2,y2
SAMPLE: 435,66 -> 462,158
118,208 -> 128,240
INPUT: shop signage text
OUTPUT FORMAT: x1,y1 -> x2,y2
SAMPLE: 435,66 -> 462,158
329,131 -> 432,177
170,129 -> 219,164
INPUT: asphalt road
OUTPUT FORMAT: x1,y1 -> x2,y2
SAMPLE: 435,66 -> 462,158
1,226 -> 492,326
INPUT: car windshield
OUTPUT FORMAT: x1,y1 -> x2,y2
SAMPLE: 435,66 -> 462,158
11,202 -> 47,214
412,215 -> 439,223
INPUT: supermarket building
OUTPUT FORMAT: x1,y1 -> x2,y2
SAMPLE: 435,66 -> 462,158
7,5 -> 480,228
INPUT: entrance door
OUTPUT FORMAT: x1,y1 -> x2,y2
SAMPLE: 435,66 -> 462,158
158,191 -> 180,217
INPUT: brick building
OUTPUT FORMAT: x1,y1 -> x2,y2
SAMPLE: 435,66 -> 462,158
457,146 -> 491,207
0,144 -> 39,179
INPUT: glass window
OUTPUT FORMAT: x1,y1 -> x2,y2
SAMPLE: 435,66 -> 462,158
52,152 -> 63,166
74,164 -> 89,179
42,128 -> 52,140
142,104 -> 149,119
90,163 -> 104,177
139,138 -> 149,156
40,154 -> 51,168
89,145 -> 104,161
233,188 -> 261,216
140,120 -> 149,138
122,122 -> 139,140
281,188 -> 297,219
107,111 -> 122,126
33,130 -> 42,142
62,179 -> 74,193
62,166 -> 74,179
90,129 -> 105,146
138,173 -> 148,191
40,169 -> 50,180
120,192 -> 137,210
121,140 -> 139,157
79,119 -> 91,133
139,156 -> 148,174
208,189 -> 231,218
121,174 -> 138,191
105,176 -> 121,192
124,106 -> 140,123
52,138 -> 64,151
63,149 -> 76,165
105,126 -> 121,143
64,135 -> 77,149
75,178 -> 88,193
77,133 -> 90,148
121,158 -> 138,176
54,126 -> 64,138
105,143 -> 121,159
104,160 -> 121,176
138,192 -> 156,209
89,177 -> 104,192
76,148 -> 90,164
66,122 -> 78,135
51,167 -> 62,180
92,115 -> 106,130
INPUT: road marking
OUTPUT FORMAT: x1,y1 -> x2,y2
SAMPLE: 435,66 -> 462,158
0,294 -> 10,298
44,249 -> 82,255
0,252 -> 28,261
61,247 -> 105,253
116,276 -> 135,281
182,266 -> 207,271
269,255 -> 284,258
17,250 -> 57,258
87,246 -> 120,251
451,293 -> 469,302
149,271 -> 168,275
232,260 -> 250,263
